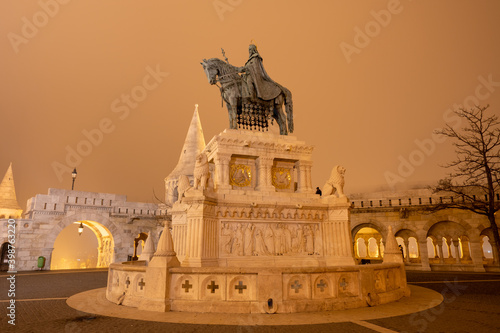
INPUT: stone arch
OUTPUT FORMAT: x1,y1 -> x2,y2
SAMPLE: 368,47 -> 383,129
422,217 -> 474,239
351,222 -> 385,239
395,229 -> 420,262
427,221 -> 467,241
50,219 -> 115,269
0,242 -> 10,271
43,211 -> 122,269
480,227 -> 498,264
352,223 -> 384,261
427,221 -> 470,265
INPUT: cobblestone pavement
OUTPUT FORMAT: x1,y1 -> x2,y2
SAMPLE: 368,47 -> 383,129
1,269 -> 500,332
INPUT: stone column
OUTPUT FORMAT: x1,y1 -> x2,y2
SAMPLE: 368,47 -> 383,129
302,161 -> 314,193
322,205 -> 355,266
295,160 -> 313,193
214,154 -> 231,191
257,157 -> 274,191
491,239 -> 500,265
418,238 -> 431,271
353,237 -> 360,258
437,243 -> 445,264
181,193 -> 218,267
375,236 -> 382,259
363,237 -> 369,258
461,238 -> 472,260
296,161 -> 307,193
469,239 -> 486,272
446,238 -> 454,259
433,242 -> 439,258
403,238 -> 410,263
453,239 -> 461,264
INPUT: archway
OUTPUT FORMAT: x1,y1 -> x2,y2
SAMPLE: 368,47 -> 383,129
481,236 -> 493,259
1,242 -> 11,271
50,220 -> 114,270
353,226 -> 383,262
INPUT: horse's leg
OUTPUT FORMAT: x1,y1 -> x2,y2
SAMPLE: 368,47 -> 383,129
229,95 -> 239,129
226,102 -> 235,129
274,97 -> 287,135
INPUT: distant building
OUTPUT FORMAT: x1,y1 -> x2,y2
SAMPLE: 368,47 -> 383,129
350,188 -> 499,272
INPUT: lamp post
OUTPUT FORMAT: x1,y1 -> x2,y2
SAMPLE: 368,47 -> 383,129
78,222 -> 84,236
71,168 -> 77,190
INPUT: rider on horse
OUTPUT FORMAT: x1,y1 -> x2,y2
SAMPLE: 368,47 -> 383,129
239,44 -> 282,102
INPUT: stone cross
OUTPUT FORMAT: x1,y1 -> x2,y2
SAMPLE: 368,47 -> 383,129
235,281 -> 247,294
138,278 -> 146,290
339,278 -> 348,291
291,280 -> 302,293
316,279 -> 327,292
182,280 -> 193,293
125,277 -> 130,288
207,280 -> 219,293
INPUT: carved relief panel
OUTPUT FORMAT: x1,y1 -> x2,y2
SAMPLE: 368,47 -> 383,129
220,221 -> 322,257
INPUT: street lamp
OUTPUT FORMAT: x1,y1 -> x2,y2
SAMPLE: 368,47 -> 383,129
71,168 -> 77,190
78,222 -> 84,236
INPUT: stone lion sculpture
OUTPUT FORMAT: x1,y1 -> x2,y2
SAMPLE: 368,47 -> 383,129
193,152 -> 210,190
176,175 -> 191,203
322,165 -> 346,198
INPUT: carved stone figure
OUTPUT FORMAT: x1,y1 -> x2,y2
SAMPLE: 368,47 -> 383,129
193,152 -> 210,190
296,224 -> 305,254
176,175 -> 191,203
244,223 -> 255,256
322,165 -> 346,198
283,224 -> 292,253
234,223 -> 244,256
221,223 -> 234,254
314,224 -> 323,255
304,225 -> 314,255
201,45 -> 294,135
264,224 -> 275,255
274,224 -> 284,255
254,229 -> 268,256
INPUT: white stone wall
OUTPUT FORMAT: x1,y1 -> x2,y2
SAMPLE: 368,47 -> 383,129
1,188 -> 165,271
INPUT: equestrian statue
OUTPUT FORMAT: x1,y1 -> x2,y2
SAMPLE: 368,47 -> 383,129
201,44 -> 293,135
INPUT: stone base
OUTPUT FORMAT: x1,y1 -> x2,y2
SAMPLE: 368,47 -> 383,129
106,262 -> 409,314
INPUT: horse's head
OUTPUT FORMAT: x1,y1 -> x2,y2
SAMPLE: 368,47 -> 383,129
200,58 -> 218,85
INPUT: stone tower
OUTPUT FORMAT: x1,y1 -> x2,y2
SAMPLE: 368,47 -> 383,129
164,105 -> 206,205
0,163 -> 22,219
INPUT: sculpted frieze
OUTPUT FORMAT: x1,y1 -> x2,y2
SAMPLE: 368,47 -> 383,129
220,221 -> 322,257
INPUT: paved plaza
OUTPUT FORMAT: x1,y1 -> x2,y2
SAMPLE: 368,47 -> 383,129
1,269 -> 500,332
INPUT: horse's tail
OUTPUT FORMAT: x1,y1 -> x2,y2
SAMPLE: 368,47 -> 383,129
282,87 -> 293,133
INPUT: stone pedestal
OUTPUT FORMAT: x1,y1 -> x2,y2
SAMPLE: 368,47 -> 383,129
321,196 -> 355,266
139,226 -> 180,312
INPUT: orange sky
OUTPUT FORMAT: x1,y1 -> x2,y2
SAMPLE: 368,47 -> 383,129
1,0 -> 500,207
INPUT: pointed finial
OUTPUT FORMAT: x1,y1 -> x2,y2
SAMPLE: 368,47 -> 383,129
195,104 -> 198,112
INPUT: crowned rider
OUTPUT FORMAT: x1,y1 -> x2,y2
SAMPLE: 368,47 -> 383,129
240,44 -> 282,101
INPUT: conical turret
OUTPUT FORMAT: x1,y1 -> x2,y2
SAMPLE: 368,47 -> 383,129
0,163 -> 23,218
164,104 -> 206,205
383,225 -> 403,263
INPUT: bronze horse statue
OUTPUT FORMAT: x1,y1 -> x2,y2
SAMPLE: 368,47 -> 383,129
201,58 -> 293,135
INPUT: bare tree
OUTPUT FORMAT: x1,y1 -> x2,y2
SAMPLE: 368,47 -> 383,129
433,105 -> 500,264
